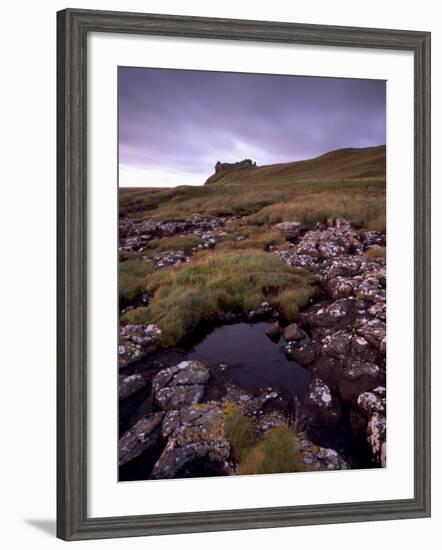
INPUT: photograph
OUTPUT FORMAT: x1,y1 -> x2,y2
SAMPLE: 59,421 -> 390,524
117,67 -> 387,482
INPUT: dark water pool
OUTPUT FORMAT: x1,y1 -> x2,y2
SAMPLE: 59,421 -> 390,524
187,322 -> 311,399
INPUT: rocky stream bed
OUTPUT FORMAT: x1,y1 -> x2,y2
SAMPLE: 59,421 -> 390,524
118,215 -> 386,480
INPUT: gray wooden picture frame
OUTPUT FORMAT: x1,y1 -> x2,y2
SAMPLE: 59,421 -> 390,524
57,8 -> 431,541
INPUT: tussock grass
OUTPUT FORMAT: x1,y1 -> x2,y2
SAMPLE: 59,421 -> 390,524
224,409 -> 258,462
121,250 -> 317,345
223,409 -> 304,475
119,259 -> 154,308
239,427 -> 303,475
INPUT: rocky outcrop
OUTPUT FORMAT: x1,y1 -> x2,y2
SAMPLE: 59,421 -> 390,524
357,386 -> 386,466
304,377 -> 341,425
151,403 -> 233,479
283,322 -> 304,342
119,214 -> 229,254
215,159 -> 257,173
119,373 -> 148,401
266,321 -> 281,342
273,217 -> 386,465
298,438 -> 349,470
247,301 -> 275,322
274,221 -> 304,242
118,324 -> 161,369
152,361 -> 210,410
118,412 -> 164,466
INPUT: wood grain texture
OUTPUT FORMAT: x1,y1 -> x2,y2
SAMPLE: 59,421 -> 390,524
56,8 -> 431,541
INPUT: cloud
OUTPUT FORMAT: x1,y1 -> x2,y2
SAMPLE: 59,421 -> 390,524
118,67 -> 386,187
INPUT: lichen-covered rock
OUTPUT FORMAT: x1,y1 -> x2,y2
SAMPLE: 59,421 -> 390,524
153,250 -> 189,269
305,377 -> 341,425
119,373 -> 148,401
152,361 -> 209,411
151,403 -> 233,479
243,387 -> 280,416
298,438 -> 349,470
321,330 -> 352,360
257,410 -> 288,433
118,324 -> 162,368
337,360 -> 383,404
357,386 -> 386,466
118,412 -> 164,466
355,318 -> 386,353
284,340 -> 317,365
274,221 -> 304,241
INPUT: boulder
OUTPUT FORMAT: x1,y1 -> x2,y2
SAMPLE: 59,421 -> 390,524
337,360 -> 383,404
357,386 -> 386,466
274,221 -> 304,241
118,324 -> 161,369
152,360 -> 210,411
248,302 -> 273,321
283,323 -> 304,342
304,377 -> 341,425
285,340 -> 317,366
118,412 -> 164,466
355,318 -> 386,352
151,403 -> 233,479
321,330 -> 352,360
118,373 -> 148,401
298,438 -> 348,470
265,321 -> 281,342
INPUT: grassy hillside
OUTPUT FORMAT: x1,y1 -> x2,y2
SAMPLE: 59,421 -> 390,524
119,145 -> 386,346
119,145 -> 386,231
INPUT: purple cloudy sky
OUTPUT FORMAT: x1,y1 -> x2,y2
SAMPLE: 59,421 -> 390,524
118,67 -> 386,187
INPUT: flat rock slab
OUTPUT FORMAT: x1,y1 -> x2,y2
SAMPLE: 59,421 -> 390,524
118,412 -> 164,466
152,360 -> 210,411
151,403 -> 232,479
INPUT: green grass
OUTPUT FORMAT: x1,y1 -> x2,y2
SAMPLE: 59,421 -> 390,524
239,427 -> 303,475
119,145 -> 386,231
146,234 -> 202,254
119,259 -> 154,308
119,146 -> 386,339
222,408 -> 304,475
121,250 -> 317,346
224,409 -> 258,462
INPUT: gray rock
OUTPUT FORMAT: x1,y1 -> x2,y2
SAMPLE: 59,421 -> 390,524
298,438 -> 349,470
119,373 -> 147,401
118,412 -> 164,466
151,403 -> 233,479
152,361 -> 209,411
355,318 -> 386,352
118,324 -> 161,369
337,360 -> 383,404
305,377 -> 341,425
357,387 -> 386,466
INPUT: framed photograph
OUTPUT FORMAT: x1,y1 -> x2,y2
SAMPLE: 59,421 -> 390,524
57,8 -> 431,541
